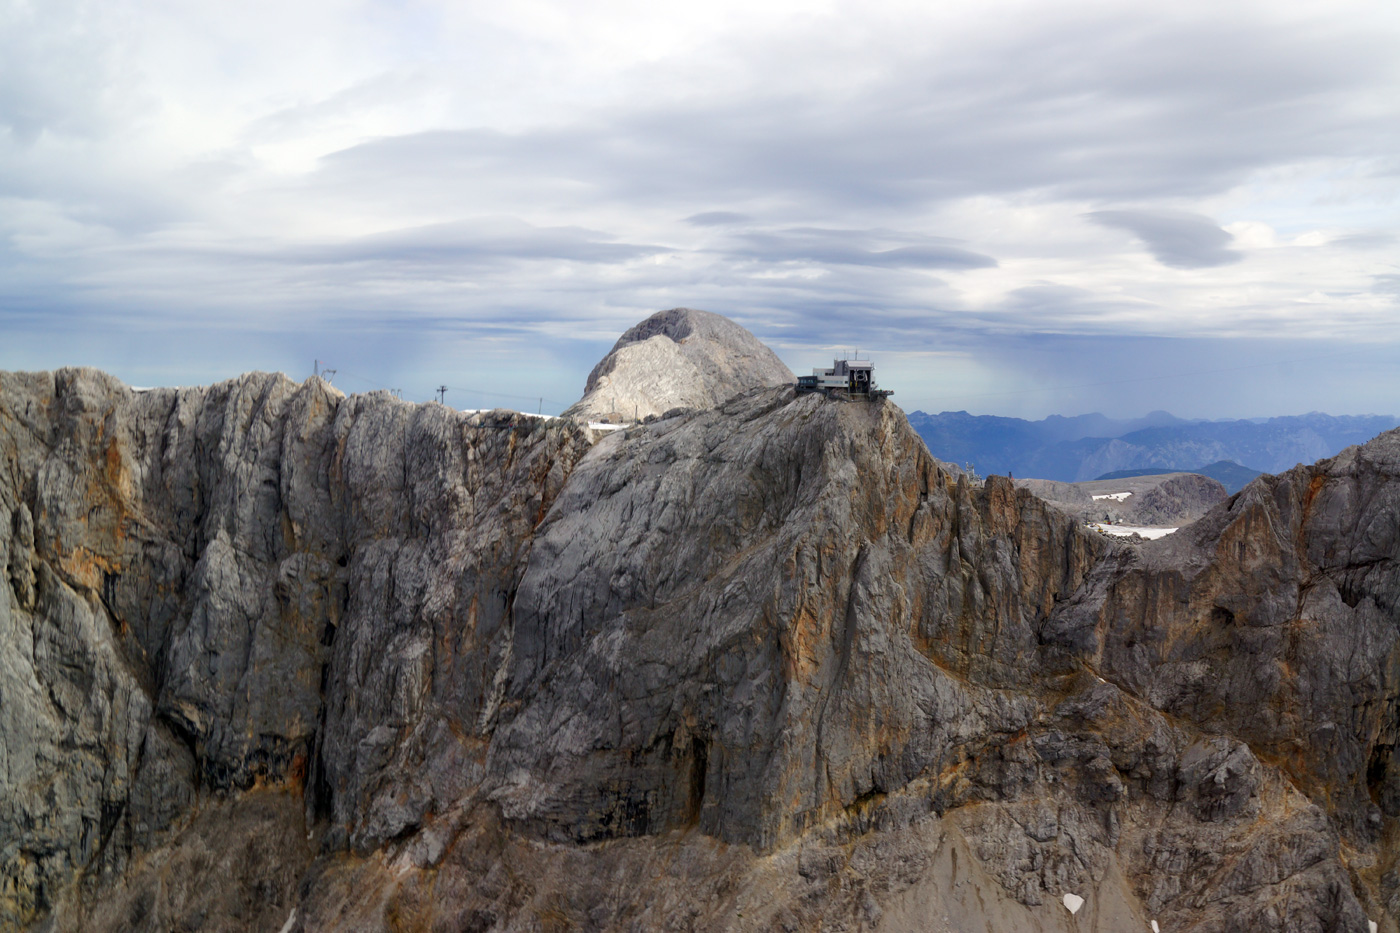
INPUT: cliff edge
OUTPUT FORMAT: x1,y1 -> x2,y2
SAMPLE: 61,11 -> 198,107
2,330 -> 1398,931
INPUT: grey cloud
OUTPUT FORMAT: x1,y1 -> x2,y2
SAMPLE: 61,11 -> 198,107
1003,284 -> 1103,311
866,245 -> 994,269
285,221 -> 671,267
112,220 -> 672,277
684,212 -> 751,226
314,7 -> 1399,214
0,217 -> 673,343
0,6 -> 117,144
743,284 -> 1155,349
1331,232 -> 1397,250
727,228 -> 996,270
1086,210 -> 1242,268
3,2 -> 1399,419
774,284 -> 1159,346
999,284 -> 1155,322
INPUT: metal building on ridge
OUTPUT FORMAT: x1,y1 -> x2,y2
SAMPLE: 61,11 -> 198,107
796,357 -> 892,398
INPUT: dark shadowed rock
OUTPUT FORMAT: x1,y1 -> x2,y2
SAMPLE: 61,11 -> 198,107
562,308 -> 795,423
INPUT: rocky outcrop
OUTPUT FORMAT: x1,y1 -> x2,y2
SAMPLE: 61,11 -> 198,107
1051,429 -> 1400,926
2,354 -> 1399,932
1017,472 -> 1229,526
562,307 -> 795,423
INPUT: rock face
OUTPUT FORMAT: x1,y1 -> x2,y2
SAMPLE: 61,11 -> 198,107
1057,432 -> 1400,928
0,368 -> 593,930
1016,472 -> 1229,526
562,307 -> 795,423
2,349 -> 1399,932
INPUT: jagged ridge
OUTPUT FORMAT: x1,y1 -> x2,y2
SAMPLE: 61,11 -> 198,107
2,360 -> 1398,931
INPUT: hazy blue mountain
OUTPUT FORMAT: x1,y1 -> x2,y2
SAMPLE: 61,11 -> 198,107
1096,461 -> 1264,494
908,410 -> 1400,483
904,409 -> 1189,477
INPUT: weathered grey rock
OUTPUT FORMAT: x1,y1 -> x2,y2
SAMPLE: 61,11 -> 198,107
1016,471 -> 1229,526
563,308 -> 795,423
0,368 -> 593,927
2,344 -> 1398,932
39,787 -> 312,933
1051,428 -> 1400,924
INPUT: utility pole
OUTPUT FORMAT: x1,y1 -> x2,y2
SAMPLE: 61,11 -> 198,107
437,385 -> 448,405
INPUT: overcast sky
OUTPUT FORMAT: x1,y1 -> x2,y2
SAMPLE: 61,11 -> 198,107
2,0 -> 1397,418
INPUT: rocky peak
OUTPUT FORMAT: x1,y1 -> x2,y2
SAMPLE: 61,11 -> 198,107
3,354 -> 1400,932
563,307 -> 795,423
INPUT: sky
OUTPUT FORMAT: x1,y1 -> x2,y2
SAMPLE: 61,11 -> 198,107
2,0 -> 1397,419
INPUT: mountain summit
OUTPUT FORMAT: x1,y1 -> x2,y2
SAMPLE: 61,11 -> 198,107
4,353 -> 1400,930
563,307 -> 794,422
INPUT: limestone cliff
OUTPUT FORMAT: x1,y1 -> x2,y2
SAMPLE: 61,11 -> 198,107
562,307 -> 795,423
2,356 -> 1398,932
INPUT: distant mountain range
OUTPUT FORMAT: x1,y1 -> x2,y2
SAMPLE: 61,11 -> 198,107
907,410 -> 1400,484
1096,461 -> 1263,494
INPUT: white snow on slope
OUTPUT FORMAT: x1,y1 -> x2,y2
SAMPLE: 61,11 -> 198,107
1094,524 -> 1177,540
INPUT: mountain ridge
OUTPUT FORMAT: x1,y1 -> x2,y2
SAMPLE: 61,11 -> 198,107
908,408 -> 1400,481
4,321 -> 1400,930
1095,460 -> 1263,493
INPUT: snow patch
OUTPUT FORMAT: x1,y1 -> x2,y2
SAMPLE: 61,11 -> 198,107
1092,491 -> 1132,501
1095,524 -> 1177,540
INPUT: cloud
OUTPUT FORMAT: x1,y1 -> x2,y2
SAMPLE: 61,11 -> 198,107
0,0 -> 125,145
725,227 -> 996,270
1,0 -> 1399,418
1086,210 -> 1243,268
684,211 -> 751,226
1330,232 -> 1396,250
284,220 -> 672,268
1000,284 -> 1151,319
304,1 -> 1399,220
